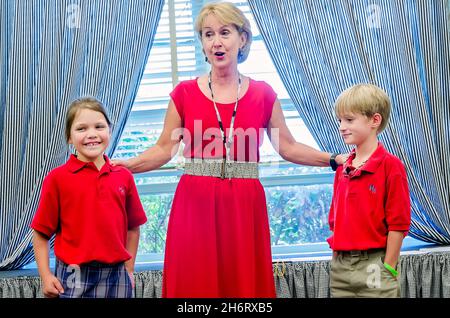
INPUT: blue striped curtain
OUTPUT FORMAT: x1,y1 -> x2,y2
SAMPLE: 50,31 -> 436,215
248,0 -> 450,244
0,0 -> 164,270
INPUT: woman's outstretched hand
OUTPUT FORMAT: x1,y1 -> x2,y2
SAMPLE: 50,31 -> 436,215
336,154 -> 349,166
110,158 -> 131,168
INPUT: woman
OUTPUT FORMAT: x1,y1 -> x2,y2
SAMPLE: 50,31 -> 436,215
113,2 -> 345,297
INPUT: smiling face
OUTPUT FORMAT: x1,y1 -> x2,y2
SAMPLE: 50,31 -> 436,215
68,108 -> 110,166
338,112 -> 379,146
201,13 -> 246,70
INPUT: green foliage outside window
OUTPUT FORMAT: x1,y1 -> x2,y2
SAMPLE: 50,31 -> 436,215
266,185 -> 332,246
138,194 -> 173,254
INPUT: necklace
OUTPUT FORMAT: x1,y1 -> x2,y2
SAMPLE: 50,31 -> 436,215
354,159 -> 368,170
345,158 -> 368,176
208,71 -> 242,179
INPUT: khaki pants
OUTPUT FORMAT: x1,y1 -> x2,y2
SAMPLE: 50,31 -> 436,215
330,249 -> 400,298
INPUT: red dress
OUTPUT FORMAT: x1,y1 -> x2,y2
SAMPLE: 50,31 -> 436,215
162,78 -> 276,298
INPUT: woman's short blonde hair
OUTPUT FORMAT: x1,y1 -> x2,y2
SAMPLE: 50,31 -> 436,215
194,2 -> 252,63
335,84 -> 391,133
65,97 -> 111,142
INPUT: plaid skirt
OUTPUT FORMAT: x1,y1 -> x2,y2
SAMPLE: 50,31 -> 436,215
55,259 -> 134,298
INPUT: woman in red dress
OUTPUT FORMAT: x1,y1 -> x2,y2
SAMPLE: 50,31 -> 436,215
114,2 -> 345,298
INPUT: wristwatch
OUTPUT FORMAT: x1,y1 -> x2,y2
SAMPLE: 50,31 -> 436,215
330,153 -> 339,171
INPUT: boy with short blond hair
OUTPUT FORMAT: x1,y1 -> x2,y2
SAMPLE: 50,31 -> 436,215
328,84 -> 411,298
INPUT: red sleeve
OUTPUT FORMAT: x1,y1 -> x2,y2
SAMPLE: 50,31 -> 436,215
260,81 -> 277,127
30,172 -> 60,238
169,81 -> 186,124
125,172 -> 147,229
385,160 -> 411,233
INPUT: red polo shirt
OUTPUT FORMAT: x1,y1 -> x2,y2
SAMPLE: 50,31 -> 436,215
31,155 -> 147,265
327,143 -> 411,251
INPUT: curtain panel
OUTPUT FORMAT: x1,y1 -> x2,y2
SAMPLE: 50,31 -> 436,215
247,0 -> 450,244
0,0 -> 164,269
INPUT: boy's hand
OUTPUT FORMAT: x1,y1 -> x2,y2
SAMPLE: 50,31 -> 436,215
41,274 -> 64,298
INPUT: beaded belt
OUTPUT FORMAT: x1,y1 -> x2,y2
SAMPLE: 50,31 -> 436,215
184,159 -> 259,179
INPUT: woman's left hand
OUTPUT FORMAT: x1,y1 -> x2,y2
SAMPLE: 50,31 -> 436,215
110,158 -> 131,168
336,154 -> 349,165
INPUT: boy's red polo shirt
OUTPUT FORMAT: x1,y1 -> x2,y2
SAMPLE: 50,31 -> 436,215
327,143 -> 411,251
31,155 -> 147,265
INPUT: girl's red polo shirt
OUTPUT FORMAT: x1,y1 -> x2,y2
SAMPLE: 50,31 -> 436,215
327,143 -> 411,251
31,155 -> 147,265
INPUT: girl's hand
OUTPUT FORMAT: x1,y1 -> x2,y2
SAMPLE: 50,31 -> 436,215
41,274 -> 64,298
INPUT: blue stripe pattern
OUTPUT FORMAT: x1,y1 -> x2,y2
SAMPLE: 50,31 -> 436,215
0,0 -> 164,269
248,0 -> 450,243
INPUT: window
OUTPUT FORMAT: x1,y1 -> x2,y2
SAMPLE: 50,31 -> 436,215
115,0 -> 334,260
